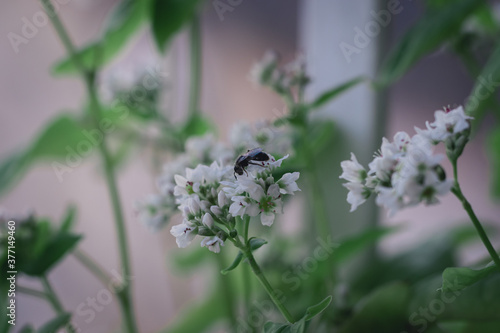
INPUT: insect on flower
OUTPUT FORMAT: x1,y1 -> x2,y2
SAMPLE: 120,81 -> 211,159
234,148 -> 270,178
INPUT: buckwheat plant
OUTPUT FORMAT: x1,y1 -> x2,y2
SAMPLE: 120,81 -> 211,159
169,152 -> 301,322
340,105 -> 500,269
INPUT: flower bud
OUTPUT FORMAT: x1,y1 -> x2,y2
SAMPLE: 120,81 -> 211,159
218,191 -> 228,207
210,205 -> 223,216
202,213 -> 214,228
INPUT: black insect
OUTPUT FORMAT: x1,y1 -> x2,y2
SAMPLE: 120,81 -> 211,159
234,148 -> 270,178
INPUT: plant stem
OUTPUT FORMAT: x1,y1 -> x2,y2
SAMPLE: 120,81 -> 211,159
188,15 -> 202,119
215,252 -> 238,329
451,161 -> 500,270
241,217 -> 252,322
18,285 -> 48,300
73,249 -> 113,287
41,275 -> 73,333
233,236 -> 295,324
40,1 -> 138,332
244,248 -> 295,323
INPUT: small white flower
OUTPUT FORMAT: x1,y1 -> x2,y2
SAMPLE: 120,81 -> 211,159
201,236 -> 224,253
415,106 -> 472,143
277,172 -> 301,195
339,153 -> 366,183
170,222 -> 197,248
375,186 -> 405,217
228,196 -> 260,218
343,182 -> 367,212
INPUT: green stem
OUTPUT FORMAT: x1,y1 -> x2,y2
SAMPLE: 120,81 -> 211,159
40,1 -> 138,332
241,217 -> 252,322
41,276 -> 73,333
188,15 -> 202,119
451,161 -> 500,270
18,285 -> 48,300
233,237 -> 295,323
215,252 -> 238,329
73,249 -> 113,287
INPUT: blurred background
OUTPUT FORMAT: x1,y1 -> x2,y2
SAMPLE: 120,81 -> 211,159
1,0 -> 499,332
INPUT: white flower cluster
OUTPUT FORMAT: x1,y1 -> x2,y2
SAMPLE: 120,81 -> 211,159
137,120 -> 294,232
169,153 -> 300,253
136,134 -> 233,231
340,106 -> 472,216
249,51 -> 309,93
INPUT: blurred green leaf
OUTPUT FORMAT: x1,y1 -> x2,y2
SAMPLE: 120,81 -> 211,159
0,152 -> 30,198
151,0 -> 203,51
465,40 -> 500,118
0,114 -> 90,197
18,325 -> 34,333
53,0 -> 150,75
37,313 -> 71,333
379,0 -> 483,86
60,205 -> 77,233
309,77 -> 365,110
249,237 -> 268,251
263,318 -> 306,333
441,264 -> 497,292
438,320 -> 500,333
23,232 -> 82,276
304,295 -> 332,321
490,128 -> 500,197
332,227 -> 394,265
339,282 -> 411,333
221,251 -> 243,275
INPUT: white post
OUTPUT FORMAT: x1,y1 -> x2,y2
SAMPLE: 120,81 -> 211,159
300,0 -> 390,236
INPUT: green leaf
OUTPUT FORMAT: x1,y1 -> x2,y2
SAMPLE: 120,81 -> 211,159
18,325 -> 35,333
60,205 -> 77,233
339,282 -> 411,333
378,0 -> 483,86
23,232 -> 82,276
465,40 -> 500,118
248,237 -> 268,251
409,272 -> 500,322
310,77 -> 365,110
151,0 -> 203,51
0,114 -> 93,197
221,251 -> 243,275
0,152 -> 30,197
37,313 -> 71,333
441,264 -> 498,292
263,317 -> 306,333
438,320 -> 500,333
52,0 -> 150,75
304,295 -> 333,321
